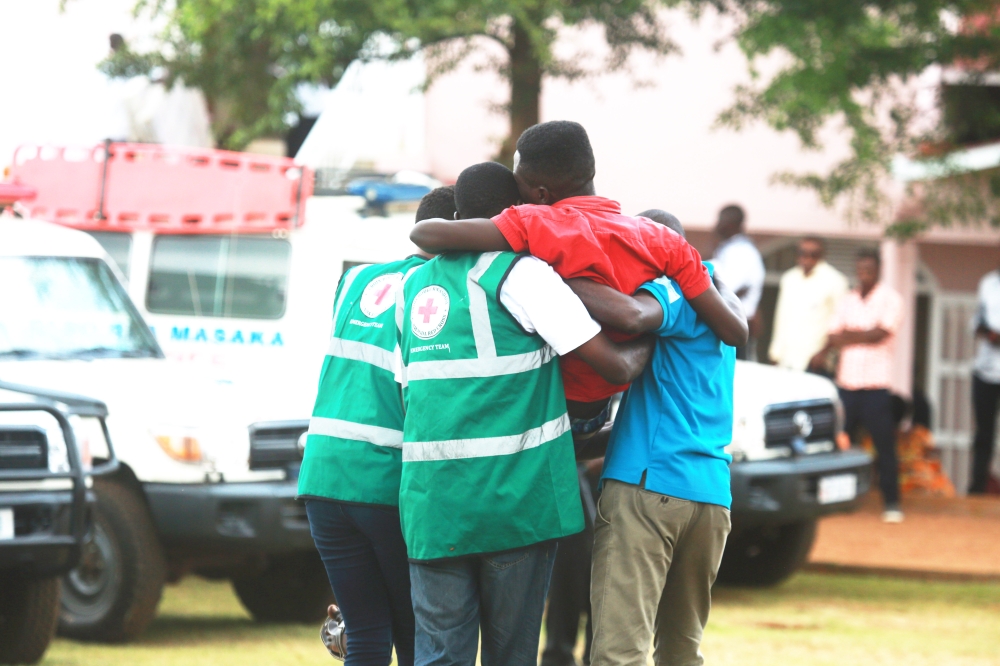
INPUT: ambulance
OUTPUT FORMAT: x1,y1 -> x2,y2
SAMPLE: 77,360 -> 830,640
7,141 -> 871,642
0,168 -> 345,643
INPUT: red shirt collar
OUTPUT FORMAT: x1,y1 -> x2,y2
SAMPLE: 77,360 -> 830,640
552,195 -> 621,214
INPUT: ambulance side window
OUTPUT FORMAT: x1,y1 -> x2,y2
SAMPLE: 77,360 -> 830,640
147,235 -> 291,319
88,232 -> 133,282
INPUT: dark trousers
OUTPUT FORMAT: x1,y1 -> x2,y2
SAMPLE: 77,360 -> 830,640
305,499 -> 415,666
971,375 -> 1000,493
409,541 -> 557,666
839,388 -> 900,506
541,526 -> 593,666
541,466 -> 597,666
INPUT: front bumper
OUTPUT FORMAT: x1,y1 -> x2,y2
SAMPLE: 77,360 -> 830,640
730,450 -> 873,530
144,480 -> 313,554
0,489 -> 95,576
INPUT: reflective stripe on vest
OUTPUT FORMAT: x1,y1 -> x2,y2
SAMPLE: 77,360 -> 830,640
332,264 -> 369,324
297,256 -> 425,507
403,414 -> 569,462
397,251 -> 583,560
327,336 -> 396,374
467,251 -> 500,358
309,416 -> 403,449
395,263 -> 429,389
406,345 -> 557,381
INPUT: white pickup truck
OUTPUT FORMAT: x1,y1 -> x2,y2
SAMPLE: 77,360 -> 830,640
0,214 -> 329,642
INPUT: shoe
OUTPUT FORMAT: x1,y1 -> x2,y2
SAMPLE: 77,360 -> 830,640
881,508 -> 904,524
321,604 -> 347,660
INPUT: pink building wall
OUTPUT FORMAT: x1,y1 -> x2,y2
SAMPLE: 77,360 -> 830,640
424,10 -> 853,234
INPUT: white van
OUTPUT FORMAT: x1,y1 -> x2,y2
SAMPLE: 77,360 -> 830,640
0,213 -> 331,642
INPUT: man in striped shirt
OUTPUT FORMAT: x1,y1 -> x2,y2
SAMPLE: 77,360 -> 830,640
812,248 -> 904,523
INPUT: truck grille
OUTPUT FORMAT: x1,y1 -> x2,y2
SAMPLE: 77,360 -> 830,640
764,401 -> 837,452
248,421 -> 308,471
0,427 -> 48,470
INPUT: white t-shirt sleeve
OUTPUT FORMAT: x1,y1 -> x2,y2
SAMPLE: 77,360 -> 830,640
498,256 -> 601,356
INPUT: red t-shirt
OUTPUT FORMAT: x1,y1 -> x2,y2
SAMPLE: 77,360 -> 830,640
493,196 -> 710,402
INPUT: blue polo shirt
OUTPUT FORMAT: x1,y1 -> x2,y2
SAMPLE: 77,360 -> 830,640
602,268 -> 736,508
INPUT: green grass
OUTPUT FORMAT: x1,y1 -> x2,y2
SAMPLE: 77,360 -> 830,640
42,573 -> 1000,665
704,575 -> 1000,666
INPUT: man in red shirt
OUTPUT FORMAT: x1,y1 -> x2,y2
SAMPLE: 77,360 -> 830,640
411,121 -> 747,428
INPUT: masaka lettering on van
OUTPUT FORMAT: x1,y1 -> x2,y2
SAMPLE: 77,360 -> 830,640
151,326 -> 285,346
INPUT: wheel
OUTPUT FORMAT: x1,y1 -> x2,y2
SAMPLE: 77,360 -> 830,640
58,479 -> 167,642
0,573 -> 60,665
231,551 -> 333,623
716,519 -> 817,587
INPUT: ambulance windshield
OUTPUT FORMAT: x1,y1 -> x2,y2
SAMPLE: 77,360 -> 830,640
0,257 -> 161,360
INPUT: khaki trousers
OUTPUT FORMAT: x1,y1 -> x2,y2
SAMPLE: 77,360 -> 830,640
590,480 -> 731,666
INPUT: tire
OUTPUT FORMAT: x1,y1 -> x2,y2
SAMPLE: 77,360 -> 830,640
231,551 -> 333,623
716,519 -> 817,587
58,479 -> 166,642
0,573 -> 60,665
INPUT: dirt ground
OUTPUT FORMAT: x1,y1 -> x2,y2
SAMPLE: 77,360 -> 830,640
809,493 -> 1000,576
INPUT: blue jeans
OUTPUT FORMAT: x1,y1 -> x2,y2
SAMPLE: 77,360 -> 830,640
305,499 -> 415,666
409,541 -> 557,666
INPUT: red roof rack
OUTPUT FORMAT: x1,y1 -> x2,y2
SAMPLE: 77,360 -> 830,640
10,143 -> 313,234
0,182 -> 37,205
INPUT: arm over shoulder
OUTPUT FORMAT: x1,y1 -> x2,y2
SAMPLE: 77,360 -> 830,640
646,224 -> 711,299
499,256 -> 601,355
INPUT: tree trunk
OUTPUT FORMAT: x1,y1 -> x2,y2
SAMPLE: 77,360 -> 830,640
497,18 -> 542,166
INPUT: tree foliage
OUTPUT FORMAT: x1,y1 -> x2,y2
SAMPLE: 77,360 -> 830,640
708,0 -> 1000,230
104,0 -> 681,155
103,0 -> 396,148
392,0 -> 680,161
104,0 -> 1000,229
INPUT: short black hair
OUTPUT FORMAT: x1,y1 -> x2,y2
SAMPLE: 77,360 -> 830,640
637,209 -> 684,238
857,247 -> 881,267
415,186 -> 457,223
719,204 -> 745,227
454,162 -> 521,219
800,235 -> 825,251
515,120 -> 595,192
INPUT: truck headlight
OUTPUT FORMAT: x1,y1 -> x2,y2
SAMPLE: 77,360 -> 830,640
69,416 -> 110,472
45,425 -> 72,474
152,429 -> 204,463
727,414 -> 768,460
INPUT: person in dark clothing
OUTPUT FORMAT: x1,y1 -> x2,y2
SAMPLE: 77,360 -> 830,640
814,250 -> 905,522
970,262 -> 1000,494
541,464 -> 600,666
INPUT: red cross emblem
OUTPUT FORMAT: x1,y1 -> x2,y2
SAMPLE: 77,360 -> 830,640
359,272 -> 404,319
411,285 -> 450,339
418,297 -> 438,323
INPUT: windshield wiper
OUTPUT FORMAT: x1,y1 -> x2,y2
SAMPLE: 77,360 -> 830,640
68,347 -> 158,359
0,349 -> 52,360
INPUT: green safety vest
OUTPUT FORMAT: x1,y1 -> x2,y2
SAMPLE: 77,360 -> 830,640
297,255 -> 426,506
396,251 -> 584,560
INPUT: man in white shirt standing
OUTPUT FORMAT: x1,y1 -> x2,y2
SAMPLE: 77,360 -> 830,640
712,204 -> 765,360
970,266 -> 1000,494
769,236 -> 849,373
